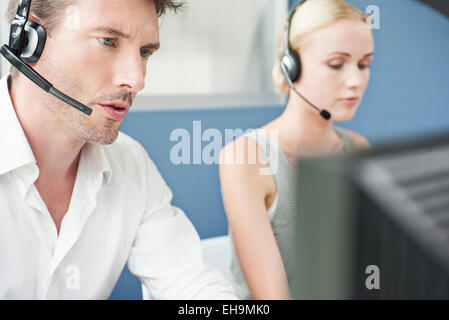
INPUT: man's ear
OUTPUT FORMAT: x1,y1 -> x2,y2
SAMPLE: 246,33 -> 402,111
21,14 -> 47,64
28,13 -> 43,26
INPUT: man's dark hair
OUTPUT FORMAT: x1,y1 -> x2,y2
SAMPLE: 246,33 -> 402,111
6,0 -> 183,78
7,0 -> 183,32
154,0 -> 183,16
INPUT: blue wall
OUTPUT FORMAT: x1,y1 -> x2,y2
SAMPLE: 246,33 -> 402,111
343,0 -> 449,141
289,0 -> 449,142
109,108 -> 282,299
109,0 -> 449,299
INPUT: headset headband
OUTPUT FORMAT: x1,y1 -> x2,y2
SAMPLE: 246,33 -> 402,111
9,0 -> 32,55
280,1 -> 332,120
284,0 -> 306,57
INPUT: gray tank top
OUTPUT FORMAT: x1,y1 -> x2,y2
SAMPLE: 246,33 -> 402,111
228,126 -> 357,299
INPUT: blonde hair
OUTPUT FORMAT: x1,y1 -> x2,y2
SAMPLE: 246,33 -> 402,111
272,0 -> 370,94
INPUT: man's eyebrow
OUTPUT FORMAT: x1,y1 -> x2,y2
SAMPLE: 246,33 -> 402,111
327,51 -> 374,58
91,26 -> 160,49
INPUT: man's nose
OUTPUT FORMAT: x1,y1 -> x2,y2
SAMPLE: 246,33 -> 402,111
112,52 -> 146,93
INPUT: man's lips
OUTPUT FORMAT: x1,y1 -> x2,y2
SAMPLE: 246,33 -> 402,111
98,103 -> 130,121
98,102 -> 130,111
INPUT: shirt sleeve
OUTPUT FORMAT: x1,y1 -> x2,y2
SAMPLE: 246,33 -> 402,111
126,147 -> 237,300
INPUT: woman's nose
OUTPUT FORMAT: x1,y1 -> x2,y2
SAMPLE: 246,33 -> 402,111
345,65 -> 365,89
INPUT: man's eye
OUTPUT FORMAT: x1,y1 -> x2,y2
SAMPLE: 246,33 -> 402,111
140,48 -> 151,58
99,38 -> 116,47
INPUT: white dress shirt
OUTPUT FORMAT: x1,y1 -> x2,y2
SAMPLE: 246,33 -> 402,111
0,74 -> 237,300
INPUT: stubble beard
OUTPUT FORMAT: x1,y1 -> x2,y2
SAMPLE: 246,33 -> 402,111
38,72 -> 121,145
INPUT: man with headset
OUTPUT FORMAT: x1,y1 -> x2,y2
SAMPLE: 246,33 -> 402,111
0,0 -> 237,299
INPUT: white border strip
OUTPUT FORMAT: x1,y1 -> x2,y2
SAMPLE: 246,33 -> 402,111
0,1 -> 10,77
131,92 -> 287,111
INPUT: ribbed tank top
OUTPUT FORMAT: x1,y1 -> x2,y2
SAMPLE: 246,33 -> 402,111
228,126 -> 357,299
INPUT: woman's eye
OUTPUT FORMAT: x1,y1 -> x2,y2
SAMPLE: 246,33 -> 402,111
99,38 -> 116,47
359,64 -> 371,69
329,64 -> 343,70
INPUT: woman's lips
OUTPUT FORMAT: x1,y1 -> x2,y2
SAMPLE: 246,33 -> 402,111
341,97 -> 359,106
99,104 -> 128,121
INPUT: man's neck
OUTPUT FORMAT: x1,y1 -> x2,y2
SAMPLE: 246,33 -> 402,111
9,75 -> 86,233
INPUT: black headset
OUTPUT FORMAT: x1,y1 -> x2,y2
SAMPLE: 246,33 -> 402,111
280,0 -> 331,120
0,0 -> 92,115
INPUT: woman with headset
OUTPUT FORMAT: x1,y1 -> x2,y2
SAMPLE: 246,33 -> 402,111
219,0 -> 374,299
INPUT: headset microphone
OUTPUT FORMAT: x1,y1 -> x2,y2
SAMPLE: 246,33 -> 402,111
0,0 -> 92,116
280,0 -> 331,121
280,62 -> 331,120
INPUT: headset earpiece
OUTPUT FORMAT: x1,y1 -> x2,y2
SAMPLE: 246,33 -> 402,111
21,20 -> 46,64
1,0 -> 92,115
281,50 -> 301,83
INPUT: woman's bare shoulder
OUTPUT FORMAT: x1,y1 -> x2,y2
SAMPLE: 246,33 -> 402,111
219,135 -> 276,196
346,129 -> 371,149
219,134 -> 267,169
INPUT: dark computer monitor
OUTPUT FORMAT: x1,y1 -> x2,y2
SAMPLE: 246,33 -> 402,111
291,131 -> 449,299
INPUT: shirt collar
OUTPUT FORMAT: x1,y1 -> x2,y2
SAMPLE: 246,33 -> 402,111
81,142 -> 113,186
0,72 -> 112,185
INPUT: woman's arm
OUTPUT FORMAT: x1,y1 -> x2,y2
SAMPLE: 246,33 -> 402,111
219,137 -> 291,299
